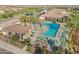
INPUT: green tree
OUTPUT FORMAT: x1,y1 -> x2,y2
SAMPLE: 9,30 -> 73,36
52,46 -> 64,54
0,32 -> 3,38
10,34 -> 19,44
22,37 -> 32,51
20,16 -> 30,26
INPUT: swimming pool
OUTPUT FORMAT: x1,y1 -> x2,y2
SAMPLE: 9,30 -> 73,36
43,21 -> 60,37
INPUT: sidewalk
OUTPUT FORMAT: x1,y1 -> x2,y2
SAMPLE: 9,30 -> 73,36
0,40 -> 30,54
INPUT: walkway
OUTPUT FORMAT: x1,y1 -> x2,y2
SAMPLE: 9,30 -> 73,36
0,47 -> 13,54
0,40 -> 30,54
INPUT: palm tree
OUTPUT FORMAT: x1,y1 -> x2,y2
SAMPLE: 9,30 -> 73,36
20,16 -> 30,26
68,9 -> 79,53
28,16 -> 38,27
20,16 -> 26,26
70,23 -> 79,45
67,9 -> 79,38
63,9 -> 79,53
34,43 -> 43,54
27,16 -> 42,28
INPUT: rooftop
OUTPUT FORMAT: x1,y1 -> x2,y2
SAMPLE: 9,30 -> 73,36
3,24 -> 28,34
41,9 -> 70,18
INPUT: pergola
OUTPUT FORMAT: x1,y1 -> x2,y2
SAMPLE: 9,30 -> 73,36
3,24 -> 28,39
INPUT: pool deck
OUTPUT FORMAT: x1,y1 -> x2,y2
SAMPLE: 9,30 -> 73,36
30,22 -> 65,44
54,23 -> 65,46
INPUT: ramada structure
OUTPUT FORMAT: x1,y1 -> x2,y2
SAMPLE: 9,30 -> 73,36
2,24 -> 28,39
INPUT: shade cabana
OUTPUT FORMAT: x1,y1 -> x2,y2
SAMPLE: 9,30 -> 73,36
3,24 -> 28,39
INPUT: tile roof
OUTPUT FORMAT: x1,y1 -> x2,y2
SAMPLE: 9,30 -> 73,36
41,9 -> 70,18
3,24 -> 28,34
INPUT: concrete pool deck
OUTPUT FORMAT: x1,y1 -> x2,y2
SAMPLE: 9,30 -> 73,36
54,23 -> 65,46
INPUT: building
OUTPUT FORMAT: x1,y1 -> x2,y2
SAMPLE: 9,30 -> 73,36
2,24 -> 28,39
40,9 -> 70,22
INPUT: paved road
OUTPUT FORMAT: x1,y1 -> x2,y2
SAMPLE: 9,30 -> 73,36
0,47 -> 13,54
0,40 -> 30,54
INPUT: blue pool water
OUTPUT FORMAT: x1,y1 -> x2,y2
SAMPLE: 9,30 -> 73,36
43,21 -> 60,37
